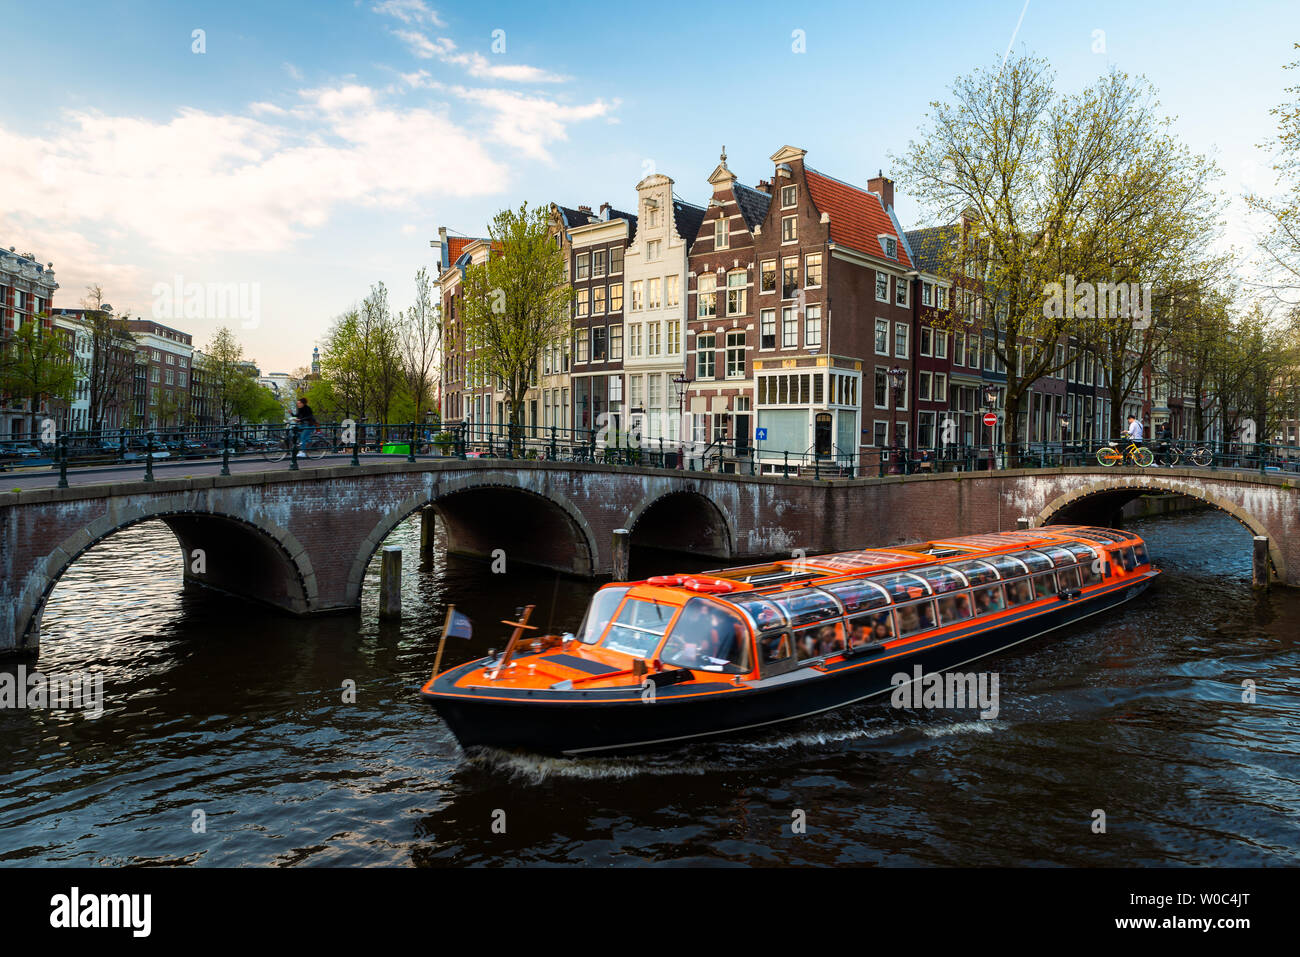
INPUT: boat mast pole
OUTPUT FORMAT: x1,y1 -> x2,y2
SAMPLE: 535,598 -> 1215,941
432,604 -> 456,680
490,604 -> 537,679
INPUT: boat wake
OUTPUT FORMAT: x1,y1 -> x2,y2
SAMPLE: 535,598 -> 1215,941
464,747 -> 713,784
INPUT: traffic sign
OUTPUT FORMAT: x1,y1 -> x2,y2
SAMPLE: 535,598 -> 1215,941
755,427 -> 768,441
982,412 -> 998,427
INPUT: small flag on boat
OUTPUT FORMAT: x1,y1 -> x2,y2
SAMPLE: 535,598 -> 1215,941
445,608 -> 474,639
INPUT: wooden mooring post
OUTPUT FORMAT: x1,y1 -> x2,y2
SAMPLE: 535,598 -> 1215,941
380,546 -> 403,619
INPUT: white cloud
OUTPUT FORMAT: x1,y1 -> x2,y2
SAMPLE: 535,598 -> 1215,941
372,0 -> 444,27
448,86 -> 616,161
393,31 -> 566,83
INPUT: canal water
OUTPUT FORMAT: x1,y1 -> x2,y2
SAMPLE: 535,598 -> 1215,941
2,509 -> 1298,866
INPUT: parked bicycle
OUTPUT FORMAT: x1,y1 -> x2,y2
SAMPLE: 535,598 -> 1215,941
1096,438 -> 1154,468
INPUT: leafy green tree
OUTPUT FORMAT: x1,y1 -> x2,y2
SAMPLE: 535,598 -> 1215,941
0,316 -> 77,439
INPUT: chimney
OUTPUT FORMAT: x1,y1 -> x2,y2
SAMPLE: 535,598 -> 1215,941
578,205 -> 593,215
600,202 -> 611,220
755,179 -> 772,195
868,171 -> 894,210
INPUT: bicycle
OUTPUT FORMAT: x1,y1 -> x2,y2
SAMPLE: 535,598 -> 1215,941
263,425 -> 331,463
1096,438 -> 1154,468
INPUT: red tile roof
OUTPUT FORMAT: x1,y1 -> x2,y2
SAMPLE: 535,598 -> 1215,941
446,236 -> 476,266
803,168 -> 911,268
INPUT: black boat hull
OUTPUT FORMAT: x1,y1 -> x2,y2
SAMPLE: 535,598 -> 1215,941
425,574 -> 1155,757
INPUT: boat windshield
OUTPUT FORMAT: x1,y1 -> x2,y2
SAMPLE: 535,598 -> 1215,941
871,573 -> 930,602
915,566 -> 966,593
986,554 -> 1030,579
1041,545 -> 1078,567
951,560 -> 998,586
661,598 -> 753,674
1014,550 -> 1054,573
601,597 -> 676,657
577,586 -> 629,644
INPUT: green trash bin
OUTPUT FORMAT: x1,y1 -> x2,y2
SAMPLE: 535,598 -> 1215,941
381,442 -> 411,455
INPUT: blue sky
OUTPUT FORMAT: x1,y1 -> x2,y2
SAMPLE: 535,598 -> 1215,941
3,0 -> 1297,371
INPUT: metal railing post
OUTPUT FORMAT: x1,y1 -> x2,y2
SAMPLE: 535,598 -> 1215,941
57,434 -> 69,489
408,423 -> 417,463
288,424 -> 299,471
144,431 -> 156,482
221,428 -> 231,476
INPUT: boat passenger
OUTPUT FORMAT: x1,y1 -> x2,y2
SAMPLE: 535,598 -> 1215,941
816,625 -> 844,655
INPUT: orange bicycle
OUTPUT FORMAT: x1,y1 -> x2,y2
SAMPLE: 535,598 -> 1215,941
1096,438 -> 1154,468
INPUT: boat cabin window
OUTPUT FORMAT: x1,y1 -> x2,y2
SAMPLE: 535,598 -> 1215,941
951,560 -> 999,586
759,631 -> 793,664
972,586 -> 1005,615
1004,579 -> 1034,606
578,586 -> 630,644
872,573 -> 931,602
1034,546 -> 1076,566
937,592 -> 973,625
822,578 -> 890,614
1133,542 -> 1148,566
916,566 -> 967,594
795,622 -> 845,660
1060,543 -> 1096,565
895,600 -> 937,637
726,595 -> 788,633
1033,572 -> 1060,598
1013,550 -> 1053,573
1058,566 -> 1083,590
987,554 -> 1030,579
601,598 -> 676,658
1077,557 -> 1102,585
661,598 -> 752,674
846,611 -> 894,647
774,589 -> 842,627
1117,546 -> 1138,572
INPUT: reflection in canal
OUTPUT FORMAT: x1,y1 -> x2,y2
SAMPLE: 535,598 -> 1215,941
1,508 -> 1298,865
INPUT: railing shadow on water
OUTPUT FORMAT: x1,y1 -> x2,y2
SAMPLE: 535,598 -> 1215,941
5,424 -> 1299,484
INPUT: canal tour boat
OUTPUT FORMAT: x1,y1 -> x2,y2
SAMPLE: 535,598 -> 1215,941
420,525 -> 1159,757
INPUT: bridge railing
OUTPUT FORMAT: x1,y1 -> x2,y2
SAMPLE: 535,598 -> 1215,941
6,423 -> 1300,483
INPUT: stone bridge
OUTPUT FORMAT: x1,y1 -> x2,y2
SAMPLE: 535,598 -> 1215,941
2,460 -> 1297,659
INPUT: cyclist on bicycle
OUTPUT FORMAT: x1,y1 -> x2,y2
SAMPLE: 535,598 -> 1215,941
1124,414 -> 1144,445
292,397 -> 318,457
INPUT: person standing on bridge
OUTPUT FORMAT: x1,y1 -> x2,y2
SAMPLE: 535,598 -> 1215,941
1124,414 -> 1144,445
292,397 -> 318,457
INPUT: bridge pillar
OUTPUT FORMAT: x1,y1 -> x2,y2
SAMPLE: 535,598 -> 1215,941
419,507 -> 436,564
1254,536 -> 1270,590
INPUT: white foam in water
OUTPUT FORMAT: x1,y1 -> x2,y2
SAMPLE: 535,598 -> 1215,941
468,748 -> 712,784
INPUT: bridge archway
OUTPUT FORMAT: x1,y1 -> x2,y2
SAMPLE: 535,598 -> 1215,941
16,506 -> 317,655
349,475 -> 599,600
1035,478 -> 1286,581
624,490 -> 735,565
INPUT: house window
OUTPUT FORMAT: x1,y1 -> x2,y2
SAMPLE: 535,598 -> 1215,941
781,185 -> 796,208
576,253 -> 590,280
894,323 -> 909,358
760,309 -> 776,349
593,285 -> 606,314
629,323 -> 642,357
592,326 -> 608,362
646,239 -> 661,261
647,277 -> 662,310
697,333 -> 716,379
922,282 -> 933,306
935,331 -> 948,359
782,216 -> 797,243
576,330 -> 590,363
934,372 -> 947,400
610,246 -> 624,274
646,202 -> 660,227
726,270 -> 747,315
760,260 -> 776,294
666,275 -> 680,307
715,218 -> 729,249
895,277 -> 908,307
875,318 -> 889,355
611,325 -> 623,360
936,285 -> 948,310
875,272 -> 889,302
667,320 -> 680,355
593,249 -> 606,277
631,281 -> 643,311
609,282 -> 623,312
805,253 -> 822,288
576,288 -> 590,317
805,305 -> 822,348
648,323 -> 661,356
782,258 -> 798,298
884,236 -> 897,259
920,326 -> 932,357
918,371 -> 931,401
875,368 -> 888,408
782,307 -> 798,347
873,420 -> 888,447
726,331 -> 746,379
698,273 -> 717,317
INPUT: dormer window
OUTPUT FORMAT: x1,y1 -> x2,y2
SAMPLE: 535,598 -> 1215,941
880,235 -> 898,260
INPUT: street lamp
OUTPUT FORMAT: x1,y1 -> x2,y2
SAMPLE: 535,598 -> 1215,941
983,385 -> 999,471
672,372 -> 692,468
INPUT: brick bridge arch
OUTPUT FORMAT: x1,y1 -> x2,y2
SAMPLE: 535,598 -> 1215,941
346,471 -> 601,605
623,489 -> 737,561
1033,476 -> 1289,581
12,497 -> 318,655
